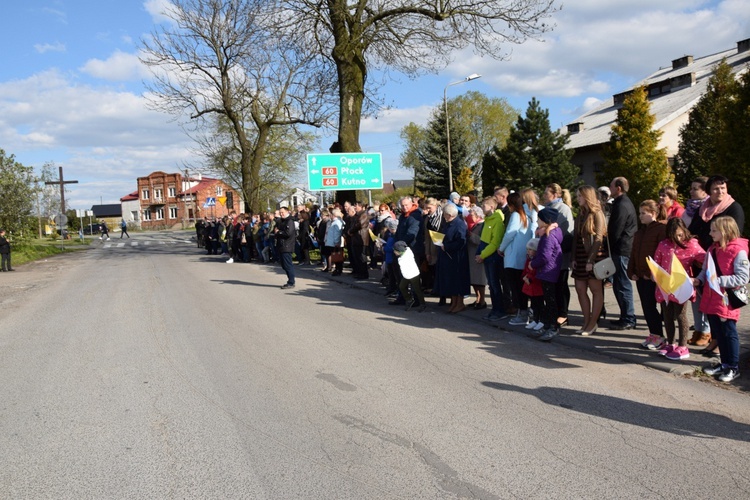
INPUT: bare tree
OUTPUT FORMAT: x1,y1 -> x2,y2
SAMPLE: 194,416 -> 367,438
277,0 -> 556,153
194,114 -> 318,211
141,0 -> 336,212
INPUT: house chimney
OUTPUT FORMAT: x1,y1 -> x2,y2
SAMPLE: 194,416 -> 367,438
738,38 -> 750,54
672,55 -> 693,70
566,122 -> 583,134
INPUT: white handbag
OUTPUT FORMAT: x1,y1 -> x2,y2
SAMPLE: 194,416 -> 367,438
592,235 -> 615,280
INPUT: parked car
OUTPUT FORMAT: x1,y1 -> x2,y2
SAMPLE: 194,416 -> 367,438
82,224 -> 101,235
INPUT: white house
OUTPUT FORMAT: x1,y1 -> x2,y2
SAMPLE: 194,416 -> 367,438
566,38 -> 750,185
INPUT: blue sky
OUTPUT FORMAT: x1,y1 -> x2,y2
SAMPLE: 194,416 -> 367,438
1,0 -> 748,210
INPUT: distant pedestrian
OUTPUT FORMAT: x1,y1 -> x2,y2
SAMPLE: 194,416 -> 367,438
99,221 -> 110,241
120,219 -> 130,238
0,229 -> 13,272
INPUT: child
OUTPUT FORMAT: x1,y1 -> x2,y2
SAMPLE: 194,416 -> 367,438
522,238 -> 544,332
628,200 -> 668,350
652,218 -> 705,360
694,216 -> 749,382
393,240 -> 426,312
530,208 -> 563,341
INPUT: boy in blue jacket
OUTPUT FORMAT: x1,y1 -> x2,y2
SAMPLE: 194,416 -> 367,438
530,208 -> 563,341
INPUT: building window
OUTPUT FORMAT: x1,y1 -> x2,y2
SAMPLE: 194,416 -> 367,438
168,186 -> 177,198
169,207 -> 178,219
143,210 -> 152,221
130,211 -> 138,221
216,186 -> 223,196
142,189 -> 150,200
154,188 -> 163,200
156,208 -> 164,220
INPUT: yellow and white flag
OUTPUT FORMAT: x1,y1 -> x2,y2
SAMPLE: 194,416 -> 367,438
704,251 -> 726,304
646,254 -> 694,304
429,230 -> 445,247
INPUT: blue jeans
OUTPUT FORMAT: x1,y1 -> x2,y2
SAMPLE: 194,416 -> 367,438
280,252 -> 295,285
691,290 -> 711,333
708,315 -> 739,368
612,254 -> 636,324
484,253 -> 505,316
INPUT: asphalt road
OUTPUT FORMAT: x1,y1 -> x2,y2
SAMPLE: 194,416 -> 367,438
1,232 -> 749,499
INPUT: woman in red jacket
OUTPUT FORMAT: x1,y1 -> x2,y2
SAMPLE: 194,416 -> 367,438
694,216 -> 749,383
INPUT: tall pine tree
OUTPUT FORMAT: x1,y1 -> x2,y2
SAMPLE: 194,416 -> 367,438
716,68 -> 750,232
482,97 -> 577,195
601,86 -> 672,206
414,106 -> 470,198
674,59 -> 735,195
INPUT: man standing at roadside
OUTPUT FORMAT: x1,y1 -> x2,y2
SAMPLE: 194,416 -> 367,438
275,206 -> 297,289
0,229 -> 13,272
608,177 -> 638,329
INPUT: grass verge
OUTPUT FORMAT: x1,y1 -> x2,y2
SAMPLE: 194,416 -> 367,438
11,238 -> 91,267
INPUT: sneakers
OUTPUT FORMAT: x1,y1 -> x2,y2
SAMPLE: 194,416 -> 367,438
483,313 -> 505,321
226,258 -> 234,264
538,329 -> 558,342
525,321 -> 538,330
528,326 -> 547,338
534,322 -> 545,331
718,367 -> 740,383
640,334 -> 663,350
703,364 -> 725,376
508,311 -> 529,326
657,344 -> 674,357
665,345 -> 689,360
280,283 -> 295,289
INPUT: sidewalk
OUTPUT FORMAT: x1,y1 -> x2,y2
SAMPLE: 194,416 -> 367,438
295,263 -> 750,389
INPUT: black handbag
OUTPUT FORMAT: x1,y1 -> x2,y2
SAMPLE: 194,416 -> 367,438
712,249 -> 748,309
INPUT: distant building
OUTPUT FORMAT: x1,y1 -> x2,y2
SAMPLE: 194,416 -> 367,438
381,179 -> 414,196
120,191 -> 141,228
90,203 -> 124,232
136,171 -> 239,229
565,38 -> 750,185
278,187 -> 319,210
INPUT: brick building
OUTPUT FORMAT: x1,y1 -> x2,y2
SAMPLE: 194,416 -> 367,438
136,171 -> 239,229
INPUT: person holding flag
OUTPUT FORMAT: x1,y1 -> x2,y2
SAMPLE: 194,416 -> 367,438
693,216 -> 749,383
649,218 -> 705,360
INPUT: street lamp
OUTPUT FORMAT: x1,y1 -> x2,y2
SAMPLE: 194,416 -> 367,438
444,73 -> 481,193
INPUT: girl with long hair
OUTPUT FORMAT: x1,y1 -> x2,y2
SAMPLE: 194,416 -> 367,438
571,185 -> 608,335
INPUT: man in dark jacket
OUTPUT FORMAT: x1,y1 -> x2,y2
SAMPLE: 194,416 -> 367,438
275,206 -> 297,289
0,229 -> 13,271
608,176 -> 638,329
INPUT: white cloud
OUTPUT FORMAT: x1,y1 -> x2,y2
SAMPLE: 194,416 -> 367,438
0,69 -> 195,208
34,42 -> 66,54
80,50 -> 150,81
361,105 -> 434,134
443,0 -> 750,98
143,0 -> 175,24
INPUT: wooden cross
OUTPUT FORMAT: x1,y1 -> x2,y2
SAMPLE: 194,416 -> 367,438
44,166 -> 78,215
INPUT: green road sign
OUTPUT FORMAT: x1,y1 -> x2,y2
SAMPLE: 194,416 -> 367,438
307,153 -> 383,191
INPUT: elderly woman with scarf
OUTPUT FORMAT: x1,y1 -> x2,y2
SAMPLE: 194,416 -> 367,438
688,175 -> 745,250
434,203 -> 470,313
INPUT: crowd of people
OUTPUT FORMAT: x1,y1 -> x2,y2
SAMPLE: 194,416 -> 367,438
195,174 -> 748,383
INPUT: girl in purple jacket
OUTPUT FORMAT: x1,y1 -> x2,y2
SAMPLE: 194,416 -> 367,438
530,208 -> 563,342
